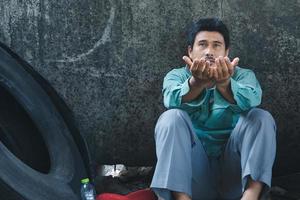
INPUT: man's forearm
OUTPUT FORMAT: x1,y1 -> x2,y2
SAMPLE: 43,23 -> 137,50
182,76 -> 206,103
216,79 -> 236,104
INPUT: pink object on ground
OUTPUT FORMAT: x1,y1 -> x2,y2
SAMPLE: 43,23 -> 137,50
97,188 -> 157,200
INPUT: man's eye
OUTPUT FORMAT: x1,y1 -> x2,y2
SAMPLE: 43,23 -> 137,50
199,43 -> 206,47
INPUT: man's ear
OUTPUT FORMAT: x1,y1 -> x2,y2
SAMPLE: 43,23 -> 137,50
188,45 -> 192,58
225,48 -> 230,57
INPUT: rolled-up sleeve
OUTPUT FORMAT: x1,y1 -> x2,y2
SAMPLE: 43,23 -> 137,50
162,69 -> 206,109
213,69 -> 262,113
230,69 -> 262,112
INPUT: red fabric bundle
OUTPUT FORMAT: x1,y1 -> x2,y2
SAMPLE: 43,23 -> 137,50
97,189 -> 157,200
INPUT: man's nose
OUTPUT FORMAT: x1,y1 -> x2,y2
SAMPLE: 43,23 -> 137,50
205,47 -> 214,57
205,53 -> 213,58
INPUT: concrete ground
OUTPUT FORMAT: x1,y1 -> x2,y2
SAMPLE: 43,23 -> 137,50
95,166 -> 300,200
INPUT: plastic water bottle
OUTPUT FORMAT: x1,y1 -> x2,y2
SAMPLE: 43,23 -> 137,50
80,178 -> 96,200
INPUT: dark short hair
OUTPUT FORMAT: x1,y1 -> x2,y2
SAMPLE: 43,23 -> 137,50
186,18 -> 230,49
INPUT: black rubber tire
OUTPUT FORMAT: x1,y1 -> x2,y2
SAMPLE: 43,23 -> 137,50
0,43 -> 88,200
0,42 -> 95,181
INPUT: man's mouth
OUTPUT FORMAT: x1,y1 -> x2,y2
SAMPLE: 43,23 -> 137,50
205,57 -> 215,65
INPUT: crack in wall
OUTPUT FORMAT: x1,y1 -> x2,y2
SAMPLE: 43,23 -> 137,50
49,0 -> 115,63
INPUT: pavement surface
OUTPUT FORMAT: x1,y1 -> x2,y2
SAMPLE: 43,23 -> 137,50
96,166 -> 300,200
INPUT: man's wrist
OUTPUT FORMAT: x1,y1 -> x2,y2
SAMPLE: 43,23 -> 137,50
216,78 -> 236,104
189,76 -> 207,89
216,78 -> 231,89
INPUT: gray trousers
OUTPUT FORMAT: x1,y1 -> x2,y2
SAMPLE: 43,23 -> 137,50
150,108 -> 276,200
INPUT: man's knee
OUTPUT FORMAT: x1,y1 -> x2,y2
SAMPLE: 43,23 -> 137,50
156,109 -> 189,127
155,109 -> 191,138
245,108 -> 276,140
247,108 -> 276,127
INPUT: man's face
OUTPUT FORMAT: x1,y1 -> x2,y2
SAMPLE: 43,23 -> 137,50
188,31 -> 229,65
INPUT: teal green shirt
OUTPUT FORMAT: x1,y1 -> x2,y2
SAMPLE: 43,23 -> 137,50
163,66 -> 262,156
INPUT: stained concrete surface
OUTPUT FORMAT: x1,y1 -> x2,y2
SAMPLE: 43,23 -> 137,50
95,168 -> 300,199
0,0 -> 299,179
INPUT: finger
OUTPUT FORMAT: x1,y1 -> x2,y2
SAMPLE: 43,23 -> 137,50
182,56 -> 193,68
210,67 -> 218,79
216,57 -> 223,78
196,59 -> 206,79
224,57 -> 231,67
198,58 -> 205,72
213,67 -> 219,80
204,61 -> 210,77
208,67 -> 214,78
231,57 -> 239,67
225,57 -> 233,75
193,59 -> 203,80
190,59 -> 199,74
220,57 -> 229,77
209,60 -> 217,69
195,59 -> 203,78
201,61 -> 208,73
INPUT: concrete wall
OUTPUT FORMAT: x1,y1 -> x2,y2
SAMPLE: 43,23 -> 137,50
0,0 -> 299,176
